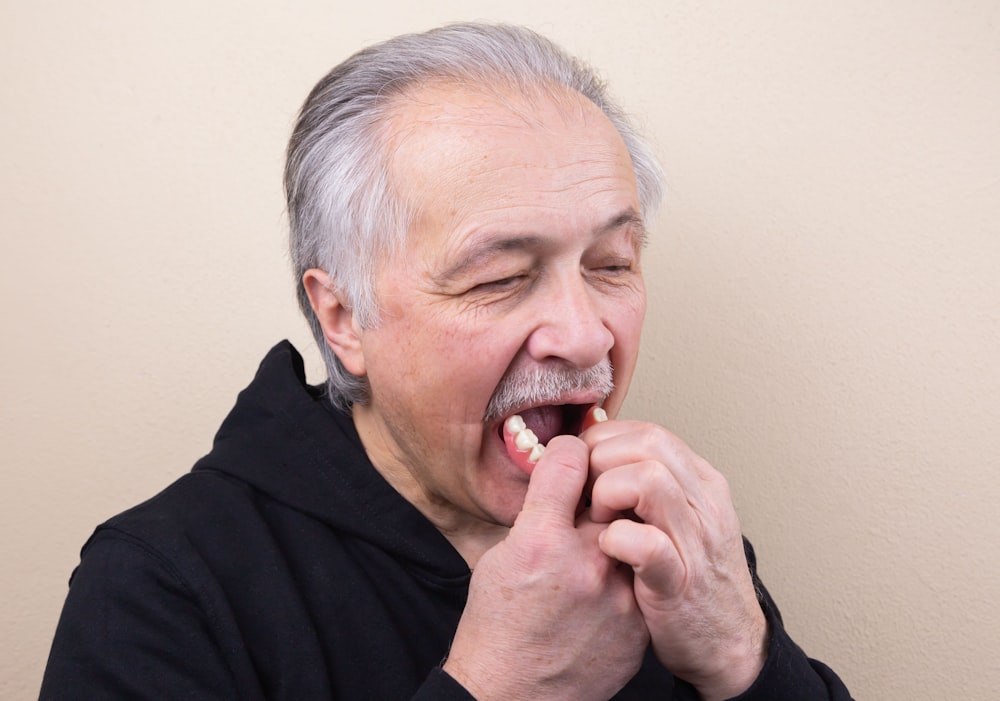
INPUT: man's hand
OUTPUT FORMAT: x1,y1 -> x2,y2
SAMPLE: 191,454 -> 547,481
583,420 -> 768,701
443,435 -> 649,701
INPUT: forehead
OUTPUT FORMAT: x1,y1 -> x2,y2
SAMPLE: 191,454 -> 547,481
382,82 -> 640,251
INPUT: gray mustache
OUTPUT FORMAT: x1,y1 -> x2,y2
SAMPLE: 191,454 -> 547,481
484,360 -> 614,423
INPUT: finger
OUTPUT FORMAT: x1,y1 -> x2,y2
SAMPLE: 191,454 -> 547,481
583,421 -> 720,502
589,461 -> 703,557
518,434 -> 590,527
598,519 -> 686,599
587,461 -> 646,523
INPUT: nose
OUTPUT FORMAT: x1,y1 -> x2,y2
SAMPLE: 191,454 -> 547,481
524,272 -> 615,369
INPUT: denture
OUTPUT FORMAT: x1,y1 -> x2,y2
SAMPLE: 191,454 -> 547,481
503,405 -> 608,474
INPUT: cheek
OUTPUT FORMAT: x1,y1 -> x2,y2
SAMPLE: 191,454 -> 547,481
621,297 -> 646,353
398,312 -> 523,409
604,294 -> 646,413
605,286 -> 645,346
441,324 -> 520,388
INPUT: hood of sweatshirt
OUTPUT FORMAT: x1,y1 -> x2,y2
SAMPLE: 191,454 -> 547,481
192,340 -> 471,584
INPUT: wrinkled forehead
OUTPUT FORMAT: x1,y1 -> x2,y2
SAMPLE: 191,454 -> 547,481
384,80 -> 628,177
380,81 -> 638,238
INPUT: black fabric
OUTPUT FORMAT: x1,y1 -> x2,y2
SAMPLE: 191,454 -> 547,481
40,341 -> 853,700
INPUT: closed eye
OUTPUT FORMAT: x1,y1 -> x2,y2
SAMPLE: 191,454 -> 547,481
591,259 -> 635,275
472,274 -> 528,292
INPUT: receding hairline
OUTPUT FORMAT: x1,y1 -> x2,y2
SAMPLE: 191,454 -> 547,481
374,80 -> 642,261
378,78 -> 637,195
284,22 -> 664,407
372,75 -> 616,161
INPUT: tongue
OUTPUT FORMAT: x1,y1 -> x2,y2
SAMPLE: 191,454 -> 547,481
517,405 -> 563,445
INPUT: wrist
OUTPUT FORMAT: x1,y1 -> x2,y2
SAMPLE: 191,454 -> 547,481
443,650 -> 529,701
694,617 -> 769,701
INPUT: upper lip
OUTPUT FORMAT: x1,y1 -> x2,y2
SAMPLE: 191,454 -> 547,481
488,392 -> 605,440
496,391 -> 605,421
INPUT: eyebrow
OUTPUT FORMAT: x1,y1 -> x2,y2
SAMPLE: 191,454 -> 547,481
436,208 -> 646,282
605,210 -> 647,248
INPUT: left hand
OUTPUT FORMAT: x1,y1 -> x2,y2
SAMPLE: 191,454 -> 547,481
581,420 -> 768,701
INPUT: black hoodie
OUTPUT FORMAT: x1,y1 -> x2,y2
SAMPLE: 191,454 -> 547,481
40,342 -> 852,700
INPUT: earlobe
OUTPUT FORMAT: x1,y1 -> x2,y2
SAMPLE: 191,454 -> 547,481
302,269 -> 366,377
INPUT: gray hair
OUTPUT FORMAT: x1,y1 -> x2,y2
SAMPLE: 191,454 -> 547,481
285,22 -> 664,409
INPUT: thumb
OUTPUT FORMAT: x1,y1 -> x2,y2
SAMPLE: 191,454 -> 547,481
517,435 -> 590,527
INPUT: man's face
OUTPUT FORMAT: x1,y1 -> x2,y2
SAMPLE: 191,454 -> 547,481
349,84 -> 647,533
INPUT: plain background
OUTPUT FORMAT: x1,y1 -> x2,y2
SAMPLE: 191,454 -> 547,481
3,1 -> 998,699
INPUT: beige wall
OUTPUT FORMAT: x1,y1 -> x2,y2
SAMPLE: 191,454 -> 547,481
3,1 -> 998,698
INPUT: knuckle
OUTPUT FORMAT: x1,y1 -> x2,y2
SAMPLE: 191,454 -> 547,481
638,460 -> 680,497
563,556 -> 609,599
641,526 -> 674,565
706,464 -> 730,493
635,422 -> 671,453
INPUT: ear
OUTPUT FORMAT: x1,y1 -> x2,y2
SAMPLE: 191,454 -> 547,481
302,269 -> 366,377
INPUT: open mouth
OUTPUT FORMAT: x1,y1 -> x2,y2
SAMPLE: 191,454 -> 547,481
496,403 -> 592,445
498,403 -> 607,473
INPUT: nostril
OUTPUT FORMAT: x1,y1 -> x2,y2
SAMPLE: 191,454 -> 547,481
526,325 -> 614,369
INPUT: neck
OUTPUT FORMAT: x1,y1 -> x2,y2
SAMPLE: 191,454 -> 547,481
350,404 -> 509,570
436,521 -> 507,571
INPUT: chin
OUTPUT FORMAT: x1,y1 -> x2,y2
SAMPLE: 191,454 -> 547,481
478,471 -> 530,528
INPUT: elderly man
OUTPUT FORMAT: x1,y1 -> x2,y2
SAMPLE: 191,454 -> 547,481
41,23 -> 853,701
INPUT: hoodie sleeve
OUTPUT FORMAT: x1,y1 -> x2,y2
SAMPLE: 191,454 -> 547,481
407,541 -> 854,701
724,539 -> 855,701
410,667 -> 477,700
39,530 -> 248,701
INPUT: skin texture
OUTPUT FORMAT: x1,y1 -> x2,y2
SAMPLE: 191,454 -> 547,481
304,83 -> 766,701
585,421 -> 768,700
306,84 -> 647,561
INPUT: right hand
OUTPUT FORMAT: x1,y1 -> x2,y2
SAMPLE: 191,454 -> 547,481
443,434 -> 649,701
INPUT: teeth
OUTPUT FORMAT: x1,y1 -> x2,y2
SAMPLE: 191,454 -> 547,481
505,414 -> 544,466
505,415 -> 526,434
514,428 -> 539,451
505,406 -> 601,467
